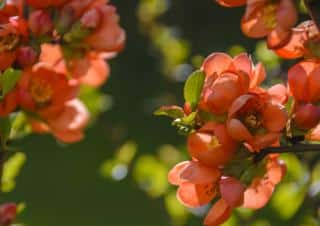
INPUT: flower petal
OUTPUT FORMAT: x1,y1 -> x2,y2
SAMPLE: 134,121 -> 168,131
201,53 -> 232,77
180,161 -> 221,184
177,182 -> 216,208
204,199 -> 232,226
168,161 -> 190,186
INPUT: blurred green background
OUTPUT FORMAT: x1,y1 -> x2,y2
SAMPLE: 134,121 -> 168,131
2,0 -> 320,226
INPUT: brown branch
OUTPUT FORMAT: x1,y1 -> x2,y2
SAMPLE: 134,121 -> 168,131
304,0 -> 320,31
254,144 -> 320,163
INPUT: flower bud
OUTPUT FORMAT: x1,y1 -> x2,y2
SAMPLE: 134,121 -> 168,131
294,104 -> 320,130
28,10 -> 54,35
16,46 -> 38,67
0,203 -> 17,226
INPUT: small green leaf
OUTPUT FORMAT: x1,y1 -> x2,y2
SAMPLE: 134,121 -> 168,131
183,70 -> 205,110
2,152 -> 26,193
154,106 -> 184,119
0,68 -> 22,96
0,0 -> 6,9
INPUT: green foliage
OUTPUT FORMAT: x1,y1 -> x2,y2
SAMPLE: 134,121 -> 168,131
164,191 -> 188,226
154,106 -> 185,119
2,152 -> 26,193
183,70 -> 205,110
255,41 -> 280,70
0,68 -> 21,97
80,86 -> 113,122
100,141 -> 137,180
133,155 -> 169,197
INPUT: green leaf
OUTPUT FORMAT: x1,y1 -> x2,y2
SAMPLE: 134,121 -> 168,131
0,68 -> 22,96
2,152 -> 26,193
0,0 -> 6,9
183,70 -> 205,110
154,106 -> 184,119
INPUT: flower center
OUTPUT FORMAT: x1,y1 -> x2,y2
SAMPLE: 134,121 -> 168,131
209,136 -> 222,149
29,79 -> 53,104
244,114 -> 262,130
0,34 -> 19,52
262,3 -> 277,29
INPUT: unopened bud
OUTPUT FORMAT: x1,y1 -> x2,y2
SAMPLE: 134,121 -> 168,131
16,46 -> 38,67
0,203 -> 17,226
28,10 -> 54,35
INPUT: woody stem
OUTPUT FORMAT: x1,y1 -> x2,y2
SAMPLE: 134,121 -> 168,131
254,143 -> 320,163
304,0 -> 320,30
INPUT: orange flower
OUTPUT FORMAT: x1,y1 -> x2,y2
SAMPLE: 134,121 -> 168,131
168,160 -> 221,208
204,178 -> 245,226
17,62 -> 78,118
241,0 -> 297,48
272,21 -> 320,59
243,156 -> 286,209
199,53 -> 266,114
226,90 -> 287,151
83,4 -> 125,52
39,44 -> 111,87
187,122 -> 237,167
31,99 -> 89,143
288,61 -> 320,129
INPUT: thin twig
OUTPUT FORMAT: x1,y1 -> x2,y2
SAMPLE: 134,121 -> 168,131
254,144 -> 320,163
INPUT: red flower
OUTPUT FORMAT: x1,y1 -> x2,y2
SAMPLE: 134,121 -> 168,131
226,89 -> 287,151
199,53 -> 266,114
17,62 -> 78,118
31,99 -> 89,143
243,156 -> 286,209
241,0 -> 297,48
272,21 -> 320,59
288,60 -> 320,129
187,122 -> 237,167
83,4 -> 126,52
168,160 -> 221,208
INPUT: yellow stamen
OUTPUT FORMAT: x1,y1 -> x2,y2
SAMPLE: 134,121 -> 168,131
262,4 -> 277,29
30,79 -> 53,104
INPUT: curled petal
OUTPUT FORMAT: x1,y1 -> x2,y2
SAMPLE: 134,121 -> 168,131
177,182 -> 217,208
204,199 -> 232,226
228,94 -> 254,118
201,52 -> 232,77
268,84 -> 287,104
267,27 -> 291,49
232,53 -> 252,76
243,178 -> 274,209
168,161 -> 190,186
267,158 -> 286,185
227,119 -> 252,142
288,61 -> 312,102
250,63 -> 266,89
180,161 -> 221,184
249,133 -> 280,151
219,177 -> 245,208
262,103 -> 287,132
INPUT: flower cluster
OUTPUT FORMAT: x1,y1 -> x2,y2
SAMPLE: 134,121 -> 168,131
156,49 -> 320,225
0,0 -> 125,143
